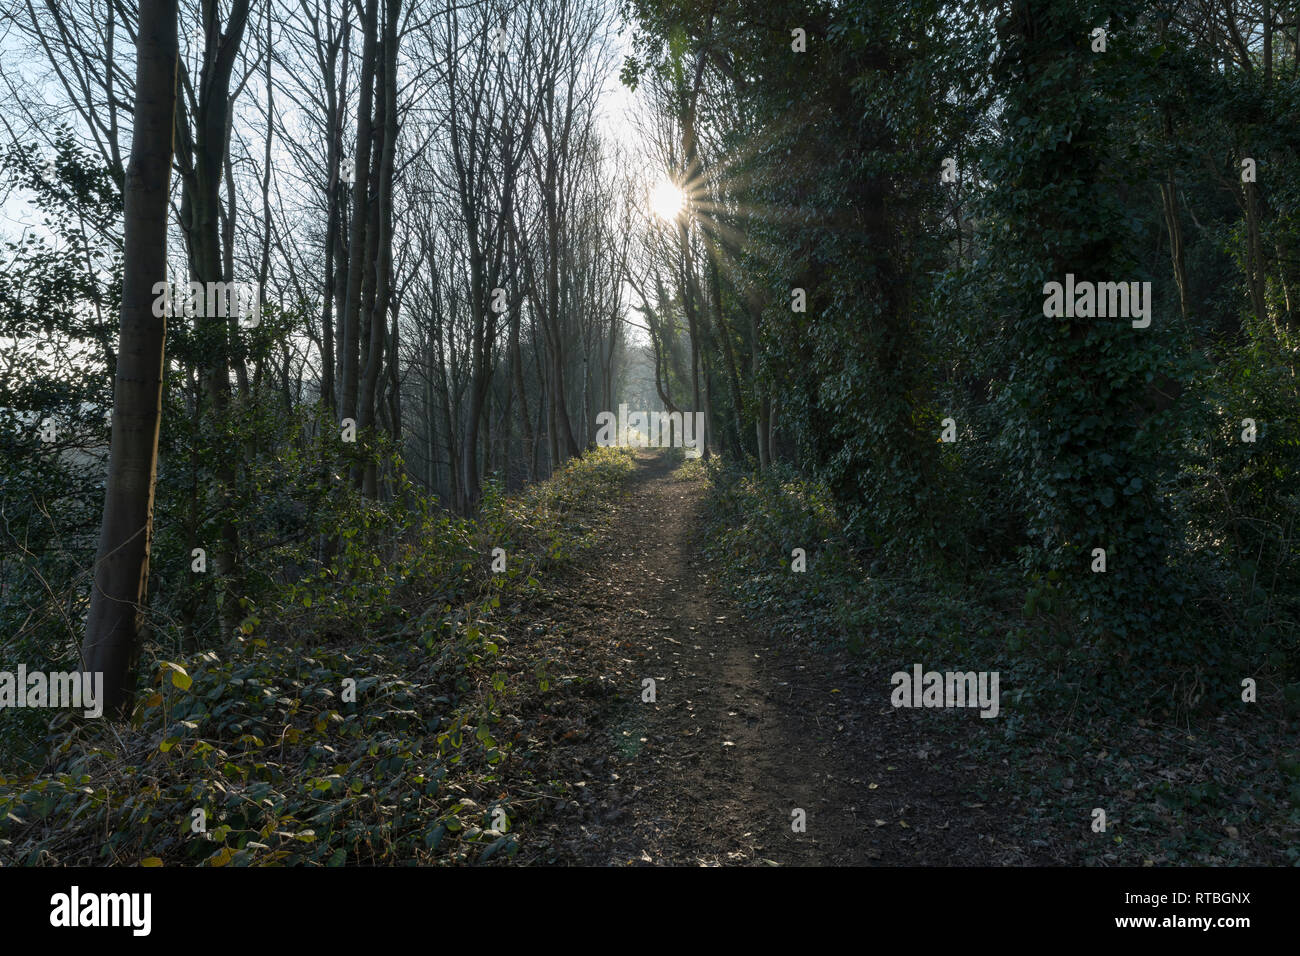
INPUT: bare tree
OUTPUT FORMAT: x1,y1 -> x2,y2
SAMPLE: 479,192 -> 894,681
82,0 -> 179,719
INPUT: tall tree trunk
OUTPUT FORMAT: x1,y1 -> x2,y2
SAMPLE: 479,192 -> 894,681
532,380 -> 545,479
319,15 -> 344,414
359,0 -> 400,496
1160,175 -> 1191,326
387,299 -> 402,442
330,12 -> 352,403
82,0 -> 179,720
752,303 -> 770,470
339,0 -> 379,424
707,253 -> 746,458
1157,98 -> 1190,327
183,0 -> 251,635
509,307 -> 533,483
1244,172 -> 1269,325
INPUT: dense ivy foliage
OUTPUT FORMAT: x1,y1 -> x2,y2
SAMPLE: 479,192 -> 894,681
623,0 -> 1300,708
973,1 -> 1195,687
696,455 -> 1298,863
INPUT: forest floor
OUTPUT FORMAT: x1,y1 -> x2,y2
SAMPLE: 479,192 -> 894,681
510,449 -> 1043,865
4,447 -> 1286,866
5,450 -> 1287,867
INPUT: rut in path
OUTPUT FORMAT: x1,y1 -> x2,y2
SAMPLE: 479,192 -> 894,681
528,450 -> 1038,866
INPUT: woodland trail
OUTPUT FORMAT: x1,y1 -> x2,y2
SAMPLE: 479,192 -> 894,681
521,450 -> 1040,866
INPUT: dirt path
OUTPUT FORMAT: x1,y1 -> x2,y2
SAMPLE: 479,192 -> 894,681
519,450 -> 1037,866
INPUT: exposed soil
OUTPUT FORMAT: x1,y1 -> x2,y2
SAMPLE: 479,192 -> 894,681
511,450 -> 1045,866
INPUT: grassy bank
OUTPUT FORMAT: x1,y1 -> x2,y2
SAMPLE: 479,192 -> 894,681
0,448 -> 635,866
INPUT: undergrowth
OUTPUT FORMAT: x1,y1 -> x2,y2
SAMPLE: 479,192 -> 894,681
692,456 -> 1300,865
0,447 -> 635,866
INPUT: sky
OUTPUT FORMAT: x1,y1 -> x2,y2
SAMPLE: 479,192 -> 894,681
0,0 -> 658,355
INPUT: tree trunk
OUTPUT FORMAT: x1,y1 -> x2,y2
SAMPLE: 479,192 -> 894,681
339,0 -> 379,425
82,0 -> 179,720
358,0 -> 400,497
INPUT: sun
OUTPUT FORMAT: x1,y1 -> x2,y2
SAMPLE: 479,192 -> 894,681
649,179 -> 684,221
